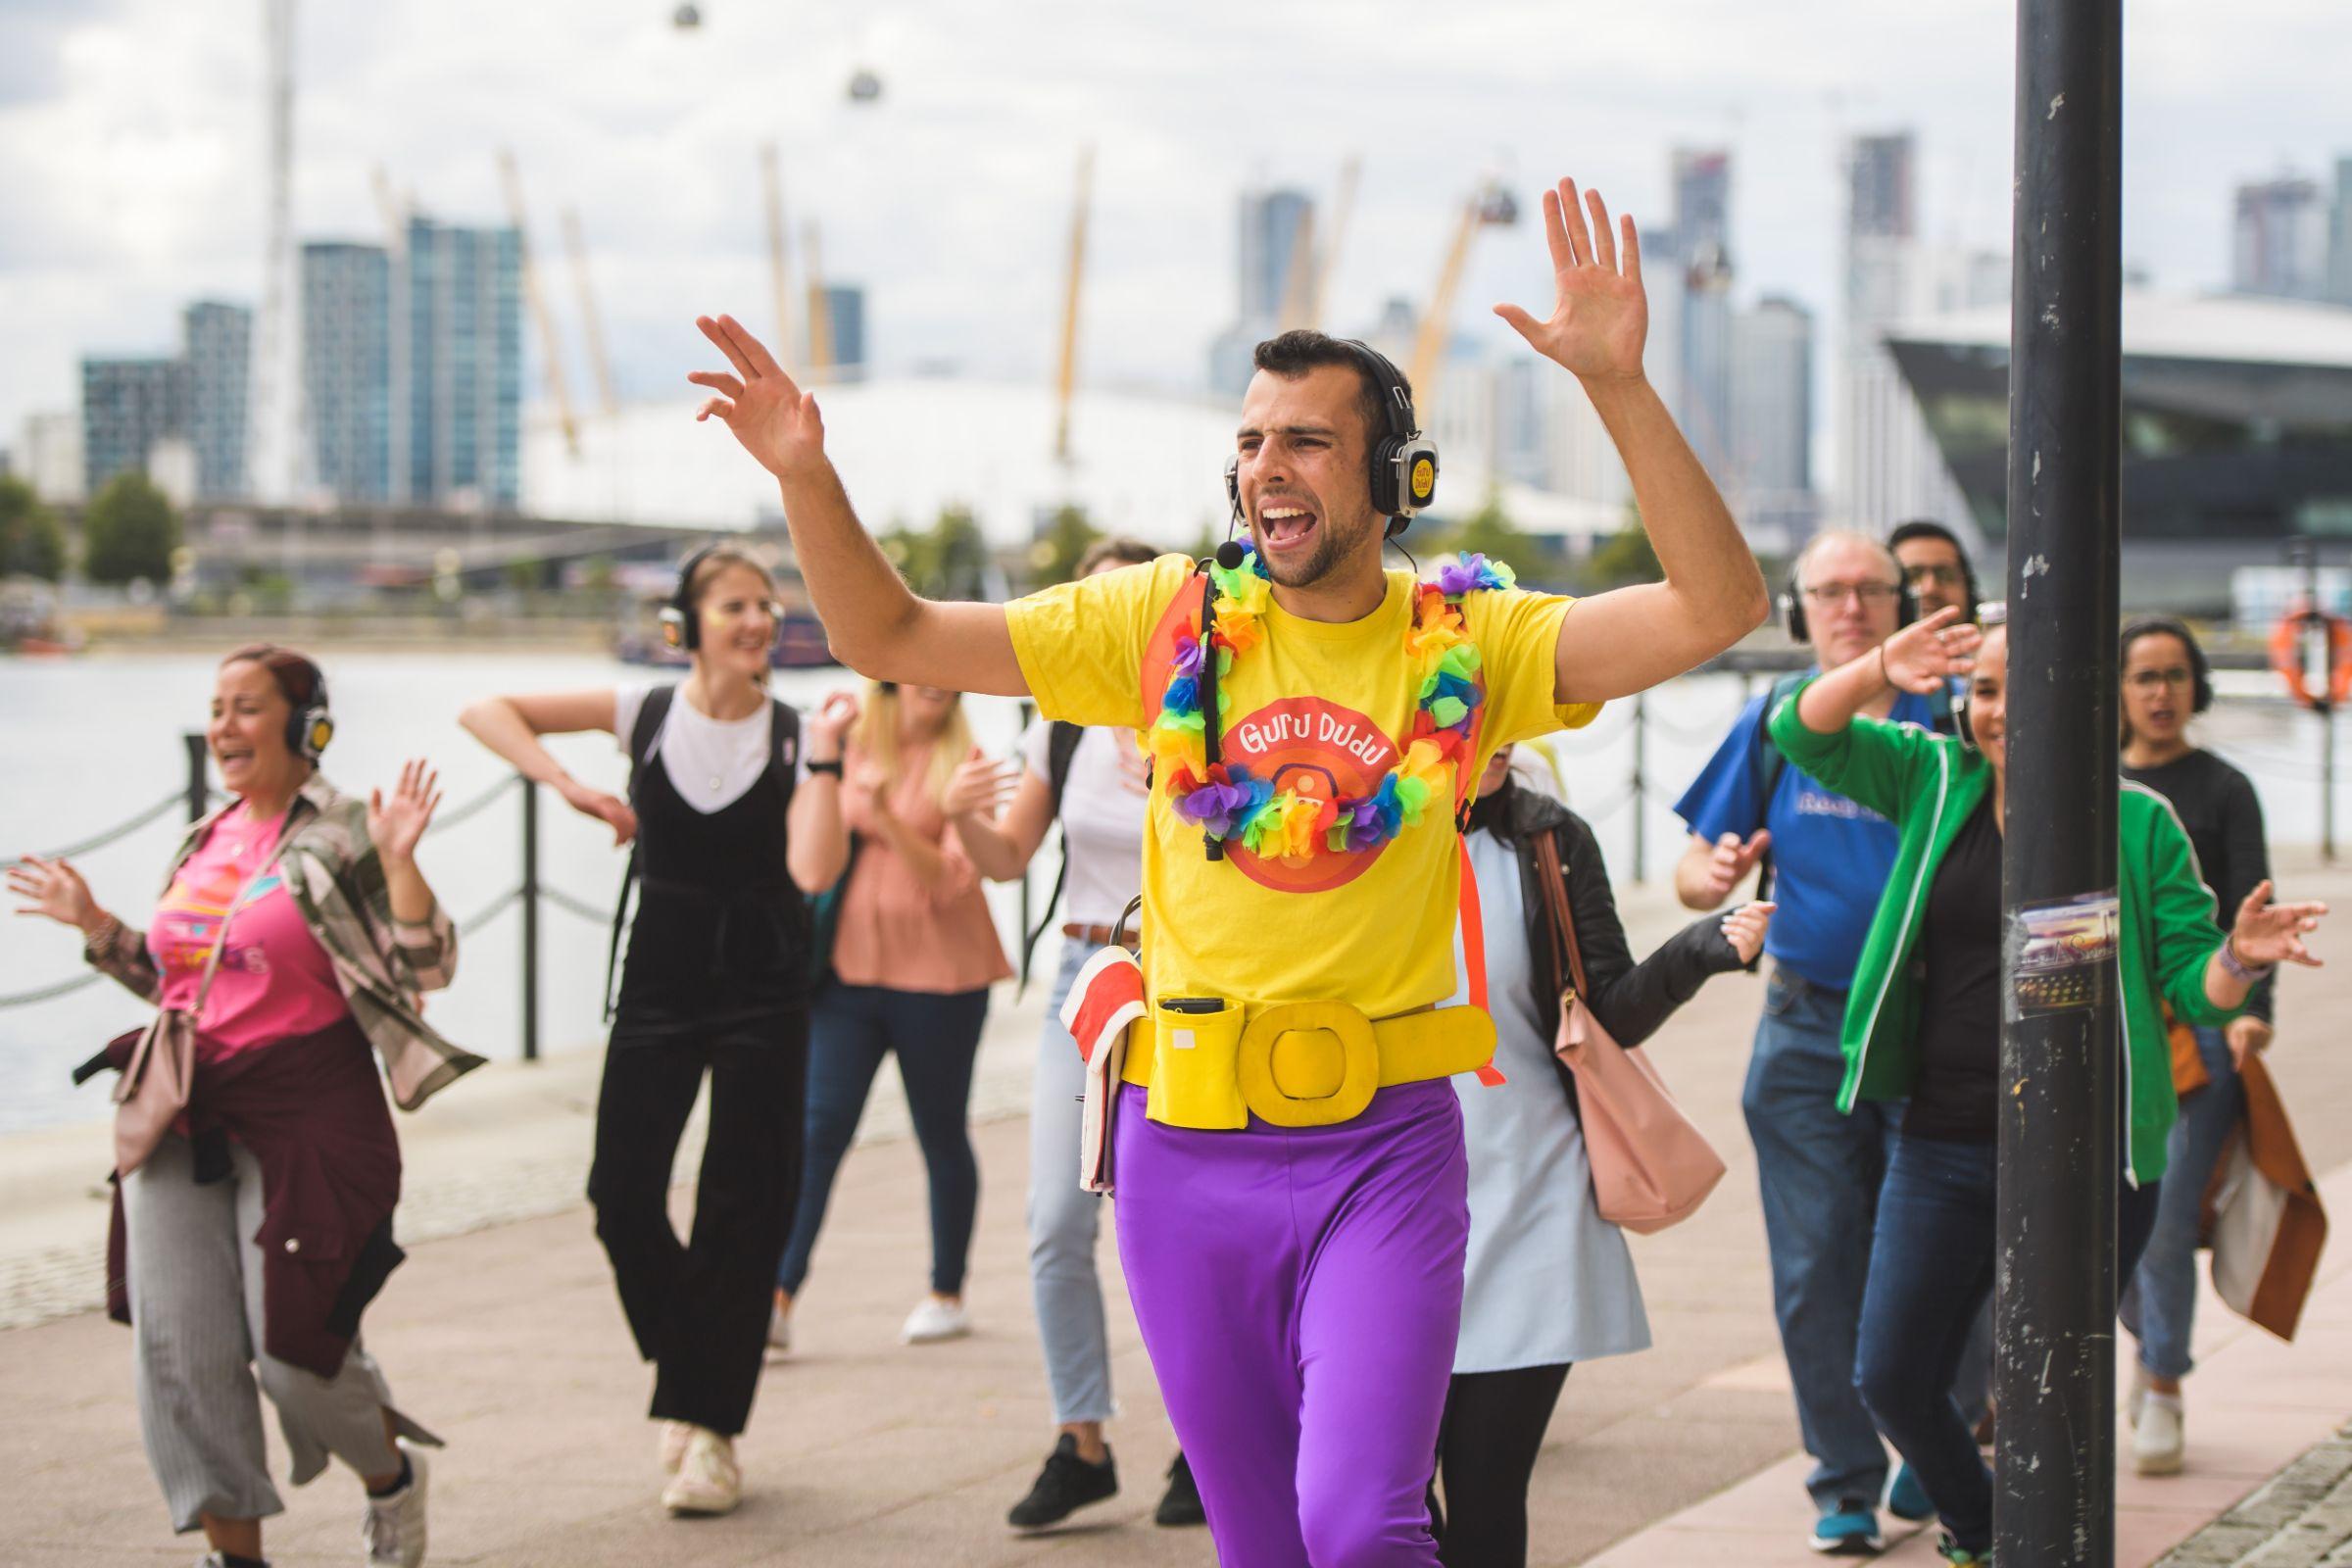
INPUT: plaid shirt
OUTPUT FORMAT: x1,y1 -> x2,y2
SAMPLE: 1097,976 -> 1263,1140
85,771 -> 484,1109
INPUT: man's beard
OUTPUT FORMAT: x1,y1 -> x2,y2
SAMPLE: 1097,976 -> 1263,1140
1255,512 -> 1375,591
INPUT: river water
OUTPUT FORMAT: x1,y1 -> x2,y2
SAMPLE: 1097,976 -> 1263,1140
4,651 -> 2343,1135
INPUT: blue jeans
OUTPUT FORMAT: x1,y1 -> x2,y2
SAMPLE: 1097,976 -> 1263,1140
2126,1025 -> 2241,1380
1741,966 -> 1901,1513
1028,940 -> 1116,1425
1855,1135 -> 2165,1555
777,981 -> 990,1298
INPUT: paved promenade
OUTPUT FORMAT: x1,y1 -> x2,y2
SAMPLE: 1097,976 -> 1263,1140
5,857 -> 2351,1565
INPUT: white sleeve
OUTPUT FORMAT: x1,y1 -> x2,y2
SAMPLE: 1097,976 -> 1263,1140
612,682 -> 654,758
1018,716 -> 1053,783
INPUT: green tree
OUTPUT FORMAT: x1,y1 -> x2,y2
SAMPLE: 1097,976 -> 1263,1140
0,475 -> 66,581
1429,491 -> 1535,571
1585,507 -> 1661,591
1028,504 -> 1100,588
82,471 -> 179,587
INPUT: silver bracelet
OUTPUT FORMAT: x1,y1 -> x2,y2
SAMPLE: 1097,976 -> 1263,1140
2217,936 -> 2275,985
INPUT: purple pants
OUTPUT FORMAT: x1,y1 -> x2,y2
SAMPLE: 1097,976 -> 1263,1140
1113,1079 -> 1470,1567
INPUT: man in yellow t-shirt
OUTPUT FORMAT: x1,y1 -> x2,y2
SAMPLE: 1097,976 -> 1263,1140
689,173 -> 1768,1565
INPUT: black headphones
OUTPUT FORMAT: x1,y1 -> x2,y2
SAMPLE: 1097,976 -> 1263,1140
660,543 -> 784,653
1886,519 -> 1981,624
1224,340 -> 1439,543
289,671 -> 334,761
2121,613 -> 2216,714
1781,554 -> 1918,643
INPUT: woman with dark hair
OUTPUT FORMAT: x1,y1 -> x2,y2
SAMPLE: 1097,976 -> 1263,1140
1428,743 -> 1769,1566
2115,614 -> 2275,1476
11,644 -> 474,1568
1769,611 -> 2327,1567
942,536 -> 1208,1533
461,546 -> 855,1517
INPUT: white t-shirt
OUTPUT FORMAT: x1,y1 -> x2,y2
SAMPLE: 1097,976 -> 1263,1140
1018,719 -> 1147,929
614,682 -> 808,815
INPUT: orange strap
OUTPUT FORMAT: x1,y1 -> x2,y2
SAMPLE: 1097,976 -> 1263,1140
1460,841 -> 1505,1087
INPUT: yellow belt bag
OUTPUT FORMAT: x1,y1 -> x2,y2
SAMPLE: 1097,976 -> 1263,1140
1125,1001 -> 1496,1129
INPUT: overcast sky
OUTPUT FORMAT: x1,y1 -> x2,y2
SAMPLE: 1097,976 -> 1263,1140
2,0 -> 2345,447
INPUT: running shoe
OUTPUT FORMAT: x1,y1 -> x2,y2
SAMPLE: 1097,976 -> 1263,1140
2133,1392 -> 2185,1476
1885,1462 -> 1936,1523
362,1442 -> 429,1567
1936,1533 -> 1993,1565
1005,1433 -> 1118,1530
1154,1452 -> 1206,1528
902,1297 -> 972,1344
660,1420 -> 691,1475
1809,1500 -> 1884,1555
662,1427 -> 742,1516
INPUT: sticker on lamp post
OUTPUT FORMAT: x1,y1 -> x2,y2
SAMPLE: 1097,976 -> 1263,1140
2006,892 -> 2120,1020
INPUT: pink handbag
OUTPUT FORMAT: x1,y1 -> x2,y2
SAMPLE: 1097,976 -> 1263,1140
1535,833 -> 1725,1234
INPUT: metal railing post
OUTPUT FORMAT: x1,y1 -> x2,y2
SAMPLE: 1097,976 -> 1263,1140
519,777 -> 541,1062
184,733 -> 210,822
1631,692 -> 1648,883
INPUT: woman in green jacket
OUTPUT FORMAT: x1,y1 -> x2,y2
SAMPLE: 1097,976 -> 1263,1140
1768,610 -> 2325,1567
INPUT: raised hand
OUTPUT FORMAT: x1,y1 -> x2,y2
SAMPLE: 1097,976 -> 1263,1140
808,690 -> 861,758
1494,178 -> 1648,383
1721,901 -> 1777,965
2229,880 -> 2328,970
688,315 -> 828,481
942,746 -> 1018,820
1879,607 -> 1982,696
368,760 -> 444,865
8,854 -> 101,934
1700,830 -> 1772,905
559,777 -> 638,847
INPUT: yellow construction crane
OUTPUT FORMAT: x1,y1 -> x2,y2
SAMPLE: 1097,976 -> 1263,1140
1406,179 -> 1518,426
1053,145 -> 1095,466
495,147 -> 582,458
802,220 -> 833,377
759,143 -> 793,374
562,208 -> 619,419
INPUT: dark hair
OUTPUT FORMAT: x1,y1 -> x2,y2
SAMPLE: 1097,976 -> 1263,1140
220,642 -> 326,713
2120,613 -> 2214,715
1250,330 -> 1400,449
1886,518 -> 1970,562
1073,536 -> 1158,579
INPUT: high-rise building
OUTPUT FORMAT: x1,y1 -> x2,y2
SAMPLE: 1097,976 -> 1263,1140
1731,296 -> 1814,497
2328,157 -> 2352,306
80,357 -> 190,497
18,412 -> 84,504
822,284 -> 866,378
182,302 -> 251,500
1666,150 -> 1737,481
1209,187 -> 1316,395
1848,133 -> 1916,243
403,217 -> 522,510
2232,174 -> 2329,300
301,241 -> 393,504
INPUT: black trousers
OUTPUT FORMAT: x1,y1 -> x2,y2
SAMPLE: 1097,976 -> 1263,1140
1431,1362 -> 1573,1568
586,1010 -> 808,1436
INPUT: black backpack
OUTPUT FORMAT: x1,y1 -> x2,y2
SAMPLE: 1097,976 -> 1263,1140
1016,720 -> 1087,992
1745,671 -> 1810,906
602,686 -> 804,1019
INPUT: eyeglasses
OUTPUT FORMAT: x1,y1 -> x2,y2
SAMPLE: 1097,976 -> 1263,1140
1801,582 -> 1903,609
2125,668 -> 2194,692
1903,563 -> 1966,588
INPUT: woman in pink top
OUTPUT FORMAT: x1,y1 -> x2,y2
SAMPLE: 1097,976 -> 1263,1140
773,681 -> 1012,1348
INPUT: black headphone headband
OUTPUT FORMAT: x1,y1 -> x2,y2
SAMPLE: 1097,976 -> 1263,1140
1338,339 -> 1416,447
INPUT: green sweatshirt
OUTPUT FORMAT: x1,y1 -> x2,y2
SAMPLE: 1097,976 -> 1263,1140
1767,681 -> 2239,1184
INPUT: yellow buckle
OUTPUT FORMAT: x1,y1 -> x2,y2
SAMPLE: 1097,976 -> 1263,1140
1236,1001 -> 1379,1127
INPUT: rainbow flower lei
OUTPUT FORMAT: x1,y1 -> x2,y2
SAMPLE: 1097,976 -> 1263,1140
1148,544 -> 1517,864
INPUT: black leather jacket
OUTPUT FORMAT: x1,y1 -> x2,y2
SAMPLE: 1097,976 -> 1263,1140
1473,780 -> 1746,1113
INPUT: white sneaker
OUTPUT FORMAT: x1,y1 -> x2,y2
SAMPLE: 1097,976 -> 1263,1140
662,1427 -> 743,1516
901,1297 -> 971,1345
2133,1393 -> 2185,1476
660,1420 -> 692,1475
766,1301 -> 793,1355
362,1441 -> 429,1567
2127,1362 -> 2150,1425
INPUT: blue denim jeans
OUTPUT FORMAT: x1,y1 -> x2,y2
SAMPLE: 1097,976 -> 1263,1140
778,981 -> 990,1298
2125,1025 -> 2241,1380
1856,1135 -> 2165,1555
1027,940 -> 1116,1426
1740,966 -> 1901,1513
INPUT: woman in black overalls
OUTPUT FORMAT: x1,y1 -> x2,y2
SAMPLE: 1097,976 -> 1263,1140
460,545 -> 855,1517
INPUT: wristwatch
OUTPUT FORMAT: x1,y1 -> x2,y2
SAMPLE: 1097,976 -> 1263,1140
807,758 -> 844,779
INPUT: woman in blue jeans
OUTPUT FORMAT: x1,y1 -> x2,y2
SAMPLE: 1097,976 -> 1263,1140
942,537 -> 1205,1533
1770,612 -> 2326,1567
2115,615 -> 2276,1476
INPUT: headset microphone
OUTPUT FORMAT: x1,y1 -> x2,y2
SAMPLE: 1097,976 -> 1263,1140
1213,540 -> 1248,571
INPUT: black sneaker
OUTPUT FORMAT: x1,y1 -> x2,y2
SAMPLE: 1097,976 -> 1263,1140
1006,1434 -> 1118,1531
1153,1451 -> 1206,1528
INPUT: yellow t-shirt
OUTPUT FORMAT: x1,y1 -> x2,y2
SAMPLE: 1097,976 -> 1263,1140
1005,554 -> 1599,1018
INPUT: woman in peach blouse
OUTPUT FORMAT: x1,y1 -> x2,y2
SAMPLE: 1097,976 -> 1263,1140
773,682 -> 1012,1347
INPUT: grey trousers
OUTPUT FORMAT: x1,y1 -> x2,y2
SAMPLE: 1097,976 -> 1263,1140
1026,941 -> 1116,1427
122,1133 -> 428,1533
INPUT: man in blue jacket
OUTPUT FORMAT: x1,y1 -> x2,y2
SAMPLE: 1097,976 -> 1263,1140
1672,529 -> 1935,1555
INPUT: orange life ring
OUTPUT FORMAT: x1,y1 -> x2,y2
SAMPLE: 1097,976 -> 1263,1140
2270,611 -> 2352,709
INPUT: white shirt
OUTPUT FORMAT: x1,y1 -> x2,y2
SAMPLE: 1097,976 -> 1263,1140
614,682 -> 807,816
1018,719 -> 1147,929
1446,824 -> 1651,1373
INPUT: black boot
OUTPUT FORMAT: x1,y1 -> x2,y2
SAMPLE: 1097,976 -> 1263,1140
1006,1433 -> 1118,1531
1153,1451 -> 1206,1527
